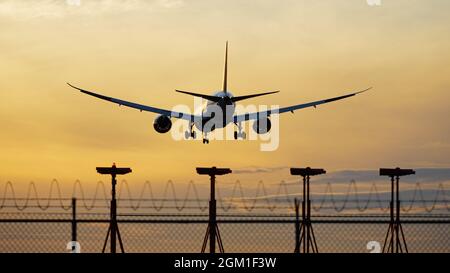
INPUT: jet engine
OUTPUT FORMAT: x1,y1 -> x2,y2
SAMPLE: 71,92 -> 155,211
252,118 -> 271,134
153,115 -> 172,133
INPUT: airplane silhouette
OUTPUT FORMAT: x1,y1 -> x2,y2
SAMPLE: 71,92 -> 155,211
68,42 -> 371,144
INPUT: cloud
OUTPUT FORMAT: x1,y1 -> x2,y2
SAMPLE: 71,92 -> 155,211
233,166 -> 288,174
314,168 -> 450,184
422,141 -> 450,151
270,168 -> 450,186
0,0 -> 185,20
158,0 -> 184,9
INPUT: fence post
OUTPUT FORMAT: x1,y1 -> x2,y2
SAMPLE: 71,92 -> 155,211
72,198 -> 77,243
294,198 -> 300,253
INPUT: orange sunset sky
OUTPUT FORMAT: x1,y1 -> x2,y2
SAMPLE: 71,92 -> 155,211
0,0 -> 449,188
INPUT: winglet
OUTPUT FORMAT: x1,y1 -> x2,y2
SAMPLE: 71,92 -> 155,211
356,87 -> 373,95
66,82 -> 112,101
67,82 -> 81,91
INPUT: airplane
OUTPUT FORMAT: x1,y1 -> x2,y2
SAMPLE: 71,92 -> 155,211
68,42 -> 371,144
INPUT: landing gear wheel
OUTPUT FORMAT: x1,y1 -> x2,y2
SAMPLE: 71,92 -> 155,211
202,139 -> 209,144
234,131 -> 246,140
185,130 -> 197,140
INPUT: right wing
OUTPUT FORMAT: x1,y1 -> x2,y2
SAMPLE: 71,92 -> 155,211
67,83 -> 199,122
233,88 -> 371,123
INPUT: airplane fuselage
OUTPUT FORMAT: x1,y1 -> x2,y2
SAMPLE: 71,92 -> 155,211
195,91 -> 236,132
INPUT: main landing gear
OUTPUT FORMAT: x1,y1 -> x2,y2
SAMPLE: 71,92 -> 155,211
202,130 -> 210,144
185,123 -> 209,144
233,131 -> 246,140
185,130 -> 197,140
233,122 -> 246,140
185,123 -> 197,140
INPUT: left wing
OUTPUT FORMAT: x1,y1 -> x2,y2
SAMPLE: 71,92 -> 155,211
67,83 -> 199,122
233,88 -> 371,123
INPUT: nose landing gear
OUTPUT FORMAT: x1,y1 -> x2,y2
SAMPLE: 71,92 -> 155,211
233,131 -> 246,140
234,122 -> 246,140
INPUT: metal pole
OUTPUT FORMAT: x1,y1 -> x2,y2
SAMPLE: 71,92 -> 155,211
302,176 -> 306,253
71,198 -> 77,244
294,198 -> 300,253
396,175 -> 400,253
390,176 -> 394,253
111,174 -> 117,254
97,164 -> 131,254
209,173 -> 216,254
306,175 -> 311,253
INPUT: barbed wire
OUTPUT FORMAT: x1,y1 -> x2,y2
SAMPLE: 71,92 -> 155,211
0,179 -> 448,212
311,180 -> 450,213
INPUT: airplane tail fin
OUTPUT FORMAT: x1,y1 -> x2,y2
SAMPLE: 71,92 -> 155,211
223,41 -> 228,93
176,42 -> 279,103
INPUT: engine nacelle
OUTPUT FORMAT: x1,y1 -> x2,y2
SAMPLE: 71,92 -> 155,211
252,118 -> 271,134
153,115 -> 172,133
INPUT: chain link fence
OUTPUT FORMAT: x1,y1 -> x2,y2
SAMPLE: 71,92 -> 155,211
1,214 -> 448,253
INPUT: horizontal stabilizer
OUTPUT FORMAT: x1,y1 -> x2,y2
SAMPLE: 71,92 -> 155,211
231,91 -> 280,102
175,90 -> 222,102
